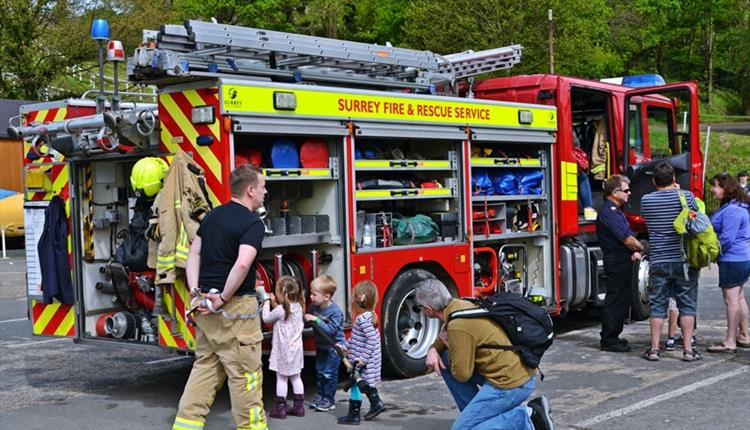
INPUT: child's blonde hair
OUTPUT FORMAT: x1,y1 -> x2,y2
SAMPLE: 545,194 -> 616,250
310,274 -> 337,298
352,280 -> 379,328
275,276 -> 304,320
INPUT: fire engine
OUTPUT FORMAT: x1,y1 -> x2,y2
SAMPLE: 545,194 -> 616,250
12,20 -> 702,378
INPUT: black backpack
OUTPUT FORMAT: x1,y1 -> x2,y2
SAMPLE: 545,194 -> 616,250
115,199 -> 151,272
447,292 -> 554,369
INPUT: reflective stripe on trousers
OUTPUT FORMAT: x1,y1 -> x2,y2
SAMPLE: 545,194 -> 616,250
173,416 -> 204,430
244,369 -> 261,392
237,406 -> 268,430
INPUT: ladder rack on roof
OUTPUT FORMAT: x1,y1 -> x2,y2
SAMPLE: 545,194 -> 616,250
128,20 -> 522,91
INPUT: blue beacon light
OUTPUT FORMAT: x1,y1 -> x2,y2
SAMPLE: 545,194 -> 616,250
90,19 -> 110,40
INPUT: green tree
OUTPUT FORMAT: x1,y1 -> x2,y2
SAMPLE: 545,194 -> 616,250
349,0 -> 409,44
173,0 -> 304,31
718,0 -> 750,114
295,0 -> 352,38
401,0 -> 619,78
0,0 -> 80,99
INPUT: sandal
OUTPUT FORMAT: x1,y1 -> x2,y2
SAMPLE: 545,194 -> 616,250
682,350 -> 703,362
642,348 -> 660,361
706,344 -> 737,354
737,340 -> 750,348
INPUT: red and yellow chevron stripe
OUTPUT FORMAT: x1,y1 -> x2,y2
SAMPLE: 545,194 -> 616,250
21,104 -> 97,165
31,299 -> 75,337
159,88 -> 228,206
22,107 -> 67,165
25,163 -> 70,203
158,278 -> 197,351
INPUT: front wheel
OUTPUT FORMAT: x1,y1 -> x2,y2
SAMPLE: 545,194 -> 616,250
381,268 -> 445,378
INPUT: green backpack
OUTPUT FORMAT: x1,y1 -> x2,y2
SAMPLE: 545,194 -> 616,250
392,214 -> 439,245
673,192 -> 721,269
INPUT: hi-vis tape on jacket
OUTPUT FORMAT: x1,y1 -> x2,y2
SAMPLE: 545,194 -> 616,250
222,83 -> 557,129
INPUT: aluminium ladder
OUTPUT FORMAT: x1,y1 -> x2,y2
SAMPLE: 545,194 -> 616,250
128,20 -> 522,92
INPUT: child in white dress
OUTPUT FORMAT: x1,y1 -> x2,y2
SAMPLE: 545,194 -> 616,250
261,276 -> 305,419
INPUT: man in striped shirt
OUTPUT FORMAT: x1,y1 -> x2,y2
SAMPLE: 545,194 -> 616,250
640,162 -> 701,362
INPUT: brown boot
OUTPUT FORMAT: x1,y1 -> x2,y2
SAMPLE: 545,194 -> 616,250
288,394 -> 305,417
269,396 -> 287,419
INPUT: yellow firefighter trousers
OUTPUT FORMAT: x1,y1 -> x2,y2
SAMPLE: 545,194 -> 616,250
173,295 -> 267,430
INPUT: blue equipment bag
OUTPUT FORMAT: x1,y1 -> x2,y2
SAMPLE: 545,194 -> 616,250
270,138 -> 300,168
492,171 -> 519,195
472,170 -> 493,195
517,170 -> 543,195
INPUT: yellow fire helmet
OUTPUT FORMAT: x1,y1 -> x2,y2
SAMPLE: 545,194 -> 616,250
130,157 -> 169,197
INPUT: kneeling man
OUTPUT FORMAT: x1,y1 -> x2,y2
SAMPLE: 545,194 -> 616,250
416,279 -> 554,430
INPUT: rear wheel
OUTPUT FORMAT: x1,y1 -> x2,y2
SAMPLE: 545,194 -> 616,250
381,268 -> 445,378
630,241 -> 651,321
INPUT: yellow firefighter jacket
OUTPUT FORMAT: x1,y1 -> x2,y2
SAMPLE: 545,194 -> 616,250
147,151 -> 212,285
590,119 -> 610,180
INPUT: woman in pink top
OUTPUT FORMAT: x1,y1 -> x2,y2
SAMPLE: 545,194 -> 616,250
261,276 -> 305,419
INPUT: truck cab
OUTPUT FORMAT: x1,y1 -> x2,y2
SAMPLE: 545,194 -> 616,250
471,74 -> 702,318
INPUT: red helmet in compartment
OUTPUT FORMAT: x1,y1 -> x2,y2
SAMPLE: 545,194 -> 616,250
234,147 -> 262,168
299,138 -> 329,168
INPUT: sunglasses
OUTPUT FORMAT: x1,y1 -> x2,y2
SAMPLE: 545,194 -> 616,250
617,188 -> 632,194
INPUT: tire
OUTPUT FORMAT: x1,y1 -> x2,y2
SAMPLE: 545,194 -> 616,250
630,241 -> 651,321
381,268 -> 445,378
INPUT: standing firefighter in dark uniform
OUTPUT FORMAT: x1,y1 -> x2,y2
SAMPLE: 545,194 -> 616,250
173,164 -> 268,430
597,175 -> 644,352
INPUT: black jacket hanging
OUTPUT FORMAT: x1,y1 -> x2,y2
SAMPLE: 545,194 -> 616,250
38,195 -> 75,305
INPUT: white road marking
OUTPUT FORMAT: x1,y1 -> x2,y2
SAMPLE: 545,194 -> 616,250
145,356 -> 192,365
5,338 -> 69,348
0,318 -> 27,324
574,366 -> 749,428
554,327 -> 599,339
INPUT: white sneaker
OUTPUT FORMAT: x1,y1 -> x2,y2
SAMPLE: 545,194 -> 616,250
528,395 -> 554,430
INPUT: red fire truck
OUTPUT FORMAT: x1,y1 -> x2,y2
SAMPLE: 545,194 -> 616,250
470,74 -> 702,324
14,21 -> 701,378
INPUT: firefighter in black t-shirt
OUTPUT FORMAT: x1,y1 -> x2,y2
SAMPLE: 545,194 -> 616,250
173,164 -> 269,430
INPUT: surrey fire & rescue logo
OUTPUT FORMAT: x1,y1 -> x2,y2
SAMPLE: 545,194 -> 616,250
225,87 -> 242,108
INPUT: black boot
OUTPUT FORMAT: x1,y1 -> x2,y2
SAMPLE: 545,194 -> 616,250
268,396 -> 287,419
363,387 -> 385,420
337,400 -> 361,425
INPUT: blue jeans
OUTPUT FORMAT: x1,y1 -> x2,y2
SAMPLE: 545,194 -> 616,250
649,262 -> 699,318
315,348 -> 341,402
578,171 -> 593,208
440,350 -> 535,430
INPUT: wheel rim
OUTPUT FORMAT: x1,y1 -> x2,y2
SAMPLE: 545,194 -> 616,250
636,258 -> 650,306
395,290 -> 441,360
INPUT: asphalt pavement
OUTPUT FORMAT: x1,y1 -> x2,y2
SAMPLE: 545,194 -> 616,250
701,121 -> 750,136
1,250 -> 749,430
